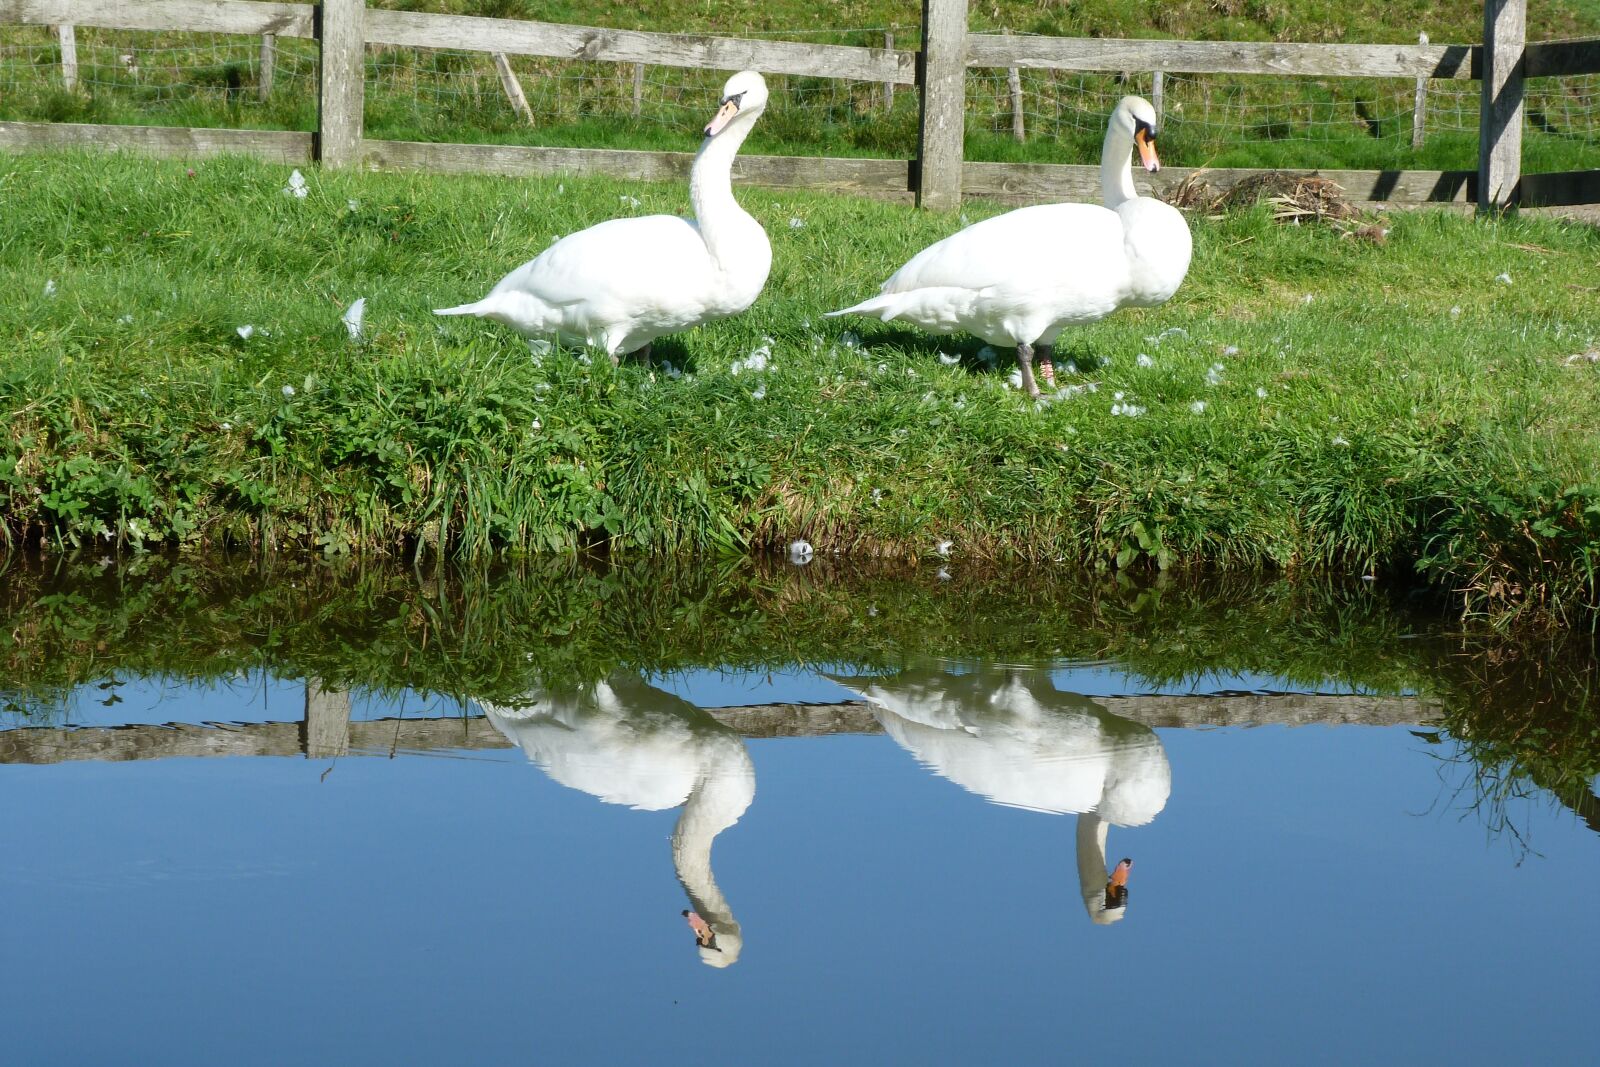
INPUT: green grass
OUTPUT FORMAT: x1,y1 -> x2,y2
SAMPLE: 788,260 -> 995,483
2,1 -> 1598,173
0,149 -> 1598,622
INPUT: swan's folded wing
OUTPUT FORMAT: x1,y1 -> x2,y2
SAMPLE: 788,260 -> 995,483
879,202 -> 1120,295
493,214 -> 714,311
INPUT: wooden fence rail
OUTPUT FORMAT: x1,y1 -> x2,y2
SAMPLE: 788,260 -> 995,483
363,8 -> 915,83
963,34 -> 1478,78
0,0 -> 1595,213
0,692 -> 1444,765
0,0 -> 315,37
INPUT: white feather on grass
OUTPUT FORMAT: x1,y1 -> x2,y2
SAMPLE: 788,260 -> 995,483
342,297 -> 367,342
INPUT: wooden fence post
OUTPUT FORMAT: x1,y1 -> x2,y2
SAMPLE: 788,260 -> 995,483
259,33 -> 275,102
1478,0 -> 1525,212
492,52 -> 534,122
1152,69 -> 1164,124
303,677 -> 351,759
883,31 -> 894,112
317,0 -> 366,169
632,62 -> 645,117
1004,29 -> 1024,142
1411,32 -> 1428,148
916,0 -> 967,210
56,24 -> 77,91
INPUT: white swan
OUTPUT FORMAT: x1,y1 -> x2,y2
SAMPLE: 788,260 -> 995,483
435,71 -> 773,364
828,95 -> 1192,397
824,661 -> 1171,925
479,673 -> 755,967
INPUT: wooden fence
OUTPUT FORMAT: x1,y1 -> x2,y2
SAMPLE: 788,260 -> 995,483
1,0 -> 1597,212
0,690 -> 1442,764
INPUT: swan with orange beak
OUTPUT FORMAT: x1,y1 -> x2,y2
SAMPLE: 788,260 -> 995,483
1132,112 -> 1160,173
704,85 -> 749,138
823,663 -> 1170,928
435,71 -> 772,363
829,95 -> 1190,398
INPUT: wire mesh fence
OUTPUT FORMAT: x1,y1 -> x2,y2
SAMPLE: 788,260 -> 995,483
0,26 -> 314,101
964,64 -> 1600,166
2,22 -> 1597,170
0,25 -> 319,128
362,29 -> 918,156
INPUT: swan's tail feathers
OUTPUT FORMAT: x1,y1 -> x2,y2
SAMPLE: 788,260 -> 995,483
433,299 -> 489,318
825,294 -> 902,321
435,292 -> 554,334
827,287 -> 973,333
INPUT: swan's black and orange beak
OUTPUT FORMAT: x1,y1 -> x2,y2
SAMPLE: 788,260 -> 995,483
704,91 -> 746,138
1134,122 -> 1160,173
683,908 -> 720,950
1104,856 -> 1132,908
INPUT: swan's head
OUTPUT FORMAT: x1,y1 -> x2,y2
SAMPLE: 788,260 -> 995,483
704,70 -> 769,138
683,909 -> 744,967
1096,857 -> 1133,923
1114,95 -> 1162,173
1077,815 -> 1143,926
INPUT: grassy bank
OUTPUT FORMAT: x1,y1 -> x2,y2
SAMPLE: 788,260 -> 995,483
0,150 -> 1597,621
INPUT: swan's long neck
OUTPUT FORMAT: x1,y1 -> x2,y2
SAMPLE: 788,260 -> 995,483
690,113 -> 760,267
1100,120 -> 1139,209
1075,813 -> 1126,925
671,751 -> 756,964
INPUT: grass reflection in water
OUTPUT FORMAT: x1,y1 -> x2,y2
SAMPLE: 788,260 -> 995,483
0,552 -> 1594,848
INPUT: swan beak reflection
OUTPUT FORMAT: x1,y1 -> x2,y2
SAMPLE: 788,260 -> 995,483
683,909 -> 720,952
704,93 -> 745,138
1105,857 -> 1133,909
1133,124 -> 1160,172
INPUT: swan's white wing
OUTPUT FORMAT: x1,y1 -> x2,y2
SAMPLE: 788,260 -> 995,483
480,700 -> 700,810
879,203 -> 1123,295
491,214 -> 714,313
833,666 -> 1171,822
828,203 -> 1133,342
443,213 -> 737,351
479,675 -> 721,811
877,708 -> 1111,815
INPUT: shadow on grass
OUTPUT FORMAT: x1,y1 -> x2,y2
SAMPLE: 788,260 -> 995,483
640,335 -> 695,372
843,323 -> 1111,379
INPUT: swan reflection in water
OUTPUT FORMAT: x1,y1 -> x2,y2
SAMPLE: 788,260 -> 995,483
479,674 -> 754,967
826,661 -> 1171,924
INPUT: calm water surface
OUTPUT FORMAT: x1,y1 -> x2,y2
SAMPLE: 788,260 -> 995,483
2,561 -> 1595,1064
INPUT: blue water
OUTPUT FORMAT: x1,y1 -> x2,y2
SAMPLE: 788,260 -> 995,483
3,668 -> 1595,1065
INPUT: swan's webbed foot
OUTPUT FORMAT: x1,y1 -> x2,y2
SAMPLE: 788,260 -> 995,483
1015,342 -> 1042,399
1036,344 -> 1057,387
629,342 -> 653,365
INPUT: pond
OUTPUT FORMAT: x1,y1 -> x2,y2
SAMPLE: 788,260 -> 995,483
2,557 -> 1596,1065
